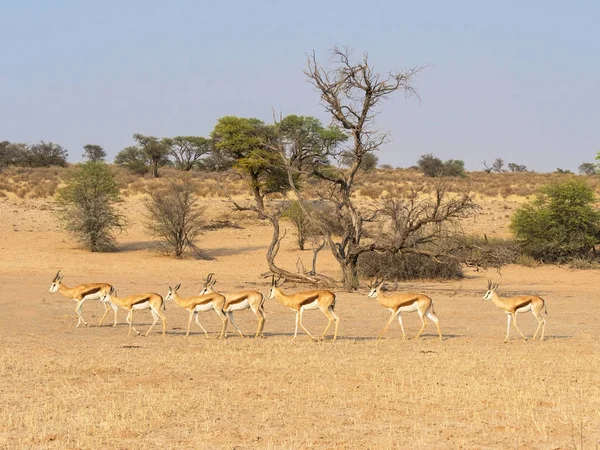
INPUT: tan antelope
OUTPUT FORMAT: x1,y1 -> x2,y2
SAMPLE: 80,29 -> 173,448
48,270 -> 118,327
199,273 -> 266,338
165,283 -> 228,339
483,280 -> 548,342
367,279 -> 442,340
268,275 -> 339,341
100,287 -> 166,337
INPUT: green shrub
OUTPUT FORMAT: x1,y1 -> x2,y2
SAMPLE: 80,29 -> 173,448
56,162 -> 124,251
510,179 -> 600,262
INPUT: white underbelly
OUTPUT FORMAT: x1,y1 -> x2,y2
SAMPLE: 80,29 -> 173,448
398,303 -> 419,313
301,300 -> 320,311
516,304 -> 532,313
226,300 -> 249,312
132,301 -> 151,310
81,293 -> 102,301
194,303 -> 214,313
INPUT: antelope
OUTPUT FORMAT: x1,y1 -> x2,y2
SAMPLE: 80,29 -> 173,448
48,270 -> 118,327
483,280 -> 548,342
100,287 -> 166,337
165,283 -> 228,339
367,279 -> 442,340
268,275 -> 339,341
199,273 -> 266,338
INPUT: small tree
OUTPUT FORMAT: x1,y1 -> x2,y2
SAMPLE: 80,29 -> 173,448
0,141 -> 27,171
165,136 -> 211,171
555,168 -> 572,174
26,141 -> 68,167
133,134 -> 170,178
492,158 -> 505,173
417,154 -> 443,177
145,180 -> 205,257
82,144 -> 106,162
578,162 -> 597,176
114,146 -> 150,175
283,201 -> 316,250
417,154 -> 465,177
511,179 -> 600,261
507,162 -> 527,173
56,161 -> 124,251
340,151 -> 378,171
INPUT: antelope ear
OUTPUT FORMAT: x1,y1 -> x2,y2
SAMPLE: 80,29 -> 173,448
175,283 -> 181,291
109,286 -> 115,295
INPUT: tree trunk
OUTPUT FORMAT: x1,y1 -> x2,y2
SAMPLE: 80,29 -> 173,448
151,160 -> 159,178
341,255 -> 360,290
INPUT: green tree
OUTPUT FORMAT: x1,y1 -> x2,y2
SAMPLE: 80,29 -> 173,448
507,162 -> 527,173
82,144 -> 106,162
165,136 -> 211,171
340,151 -> 378,171
417,154 -> 443,177
417,154 -> 465,177
114,146 -> 150,175
56,161 -> 124,252
26,141 -> 68,167
578,162 -> 597,176
0,141 -> 27,171
278,115 -> 347,171
133,133 -> 170,178
211,116 -> 283,209
510,179 -> 600,261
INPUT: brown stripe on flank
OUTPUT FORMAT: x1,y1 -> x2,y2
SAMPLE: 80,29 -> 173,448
226,297 -> 248,306
81,287 -> 102,297
130,297 -> 150,306
299,295 -> 319,306
514,299 -> 532,310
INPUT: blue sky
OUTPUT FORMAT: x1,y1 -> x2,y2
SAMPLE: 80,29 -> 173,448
1,0 -> 598,171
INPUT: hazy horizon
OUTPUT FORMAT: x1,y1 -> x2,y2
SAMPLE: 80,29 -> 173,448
1,1 -> 598,172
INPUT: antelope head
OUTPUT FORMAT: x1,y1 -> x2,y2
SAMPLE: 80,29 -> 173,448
367,278 -> 385,299
199,273 -> 216,295
100,286 -> 116,303
268,274 -> 284,299
483,280 -> 499,301
49,270 -> 63,293
166,284 -> 181,302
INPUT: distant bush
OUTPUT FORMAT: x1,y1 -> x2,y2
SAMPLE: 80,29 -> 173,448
358,251 -> 463,281
114,146 -> 150,175
417,154 -> 466,177
511,179 -> 600,262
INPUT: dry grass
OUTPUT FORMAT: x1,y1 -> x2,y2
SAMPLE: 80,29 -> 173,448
1,317 -> 599,449
2,179 -> 600,449
3,165 -> 600,201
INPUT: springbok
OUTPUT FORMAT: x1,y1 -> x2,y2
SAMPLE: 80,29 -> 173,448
48,270 -> 118,327
199,273 -> 266,338
367,279 -> 442,340
483,280 -> 547,342
268,275 -> 339,341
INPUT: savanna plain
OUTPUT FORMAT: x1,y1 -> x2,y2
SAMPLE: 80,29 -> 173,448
1,171 -> 599,449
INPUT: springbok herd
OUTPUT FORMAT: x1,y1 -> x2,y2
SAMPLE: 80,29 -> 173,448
48,271 -> 548,343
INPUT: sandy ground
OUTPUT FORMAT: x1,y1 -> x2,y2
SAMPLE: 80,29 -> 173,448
1,197 -> 599,449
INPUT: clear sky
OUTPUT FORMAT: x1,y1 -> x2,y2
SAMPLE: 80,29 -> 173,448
1,0 -> 598,172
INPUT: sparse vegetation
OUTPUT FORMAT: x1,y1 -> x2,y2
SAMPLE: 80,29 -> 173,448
145,180 -> 206,257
